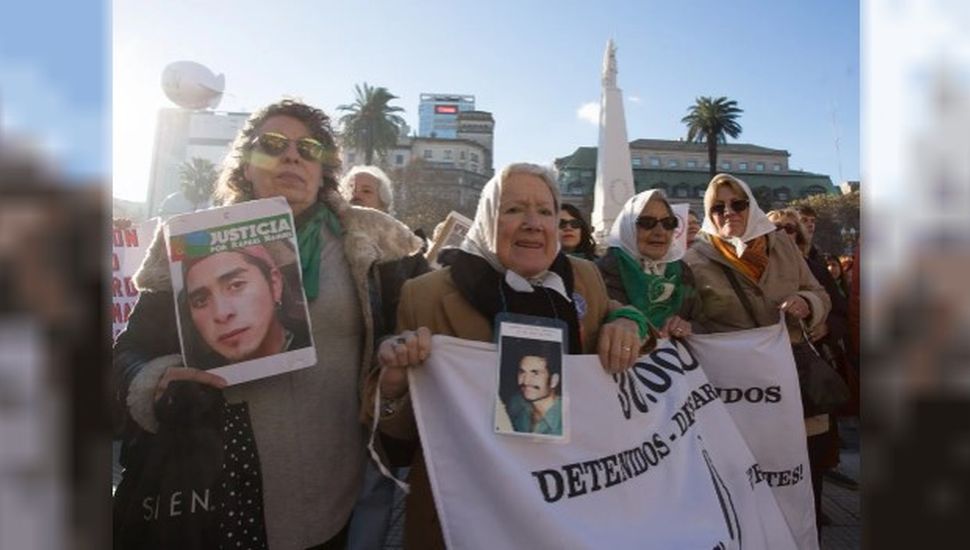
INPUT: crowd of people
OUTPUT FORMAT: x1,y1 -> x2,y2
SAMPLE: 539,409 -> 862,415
112,98 -> 860,549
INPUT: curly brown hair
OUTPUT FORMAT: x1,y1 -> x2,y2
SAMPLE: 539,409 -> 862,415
213,99 -> 342,206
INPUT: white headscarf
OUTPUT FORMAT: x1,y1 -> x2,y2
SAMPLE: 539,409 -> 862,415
699,173 -> 776,257
459,163 -> 567,297
607,189 -> 687,275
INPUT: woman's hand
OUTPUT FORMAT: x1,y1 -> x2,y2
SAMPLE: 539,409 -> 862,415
155,367 -> 227,402
779,294 -> 811,320
597,317 -> 644,374
808,321 -> 829,342
377,327 -> 432,398
658,315 -> 692,339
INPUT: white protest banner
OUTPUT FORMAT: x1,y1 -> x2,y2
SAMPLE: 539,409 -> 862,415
112,219 -> 158,341
689,322 -> 818,550
410,335 -> 798,550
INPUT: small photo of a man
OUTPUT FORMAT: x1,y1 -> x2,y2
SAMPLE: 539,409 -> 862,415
497,338 -> 563,438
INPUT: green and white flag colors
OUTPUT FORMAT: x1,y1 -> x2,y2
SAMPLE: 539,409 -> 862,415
409,335 -> 802,550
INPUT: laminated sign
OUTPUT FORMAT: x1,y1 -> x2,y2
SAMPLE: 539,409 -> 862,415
163,198 -> 316,385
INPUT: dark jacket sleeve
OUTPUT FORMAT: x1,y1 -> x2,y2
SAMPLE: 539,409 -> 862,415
376,252 -> 432,340
112,290 -> 181,437
595,250 -> 630,304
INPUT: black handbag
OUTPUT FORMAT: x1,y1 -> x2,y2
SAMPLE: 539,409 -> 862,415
791,324 -> 851,417
113,381 -> 269,550
718,263 -> 850,417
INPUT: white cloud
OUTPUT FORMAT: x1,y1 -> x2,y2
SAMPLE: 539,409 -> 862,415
628,95 -> 641,103
576,102 -> 600,125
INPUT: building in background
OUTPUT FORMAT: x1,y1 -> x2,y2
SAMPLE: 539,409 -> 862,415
144,108 -> 249,217
417,93 -> 475,138
556,139 -> 837,216
341,94 -> 495,234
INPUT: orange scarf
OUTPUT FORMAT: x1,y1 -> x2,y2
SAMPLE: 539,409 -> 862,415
712,235 -> 769,283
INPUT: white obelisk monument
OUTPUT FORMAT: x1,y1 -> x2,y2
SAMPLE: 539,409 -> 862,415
591,39 -> 636,242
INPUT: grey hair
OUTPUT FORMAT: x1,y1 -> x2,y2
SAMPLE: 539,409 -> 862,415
339,165 -> 394,211
499,162 -> 561,210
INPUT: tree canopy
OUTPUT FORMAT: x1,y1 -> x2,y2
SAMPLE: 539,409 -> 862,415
337,83 -> 406,165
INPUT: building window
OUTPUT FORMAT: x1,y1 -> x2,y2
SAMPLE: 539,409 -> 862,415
423,149 -> 432,159
470,163 -> 478,172
738,162 -> 748,170
721,161 -> 731,170
686,160 -> 697,169
674,184 -> 689,198
459,162 -> 466,169
348,152 -> 356,163
772,163 -> 782,172
694,186 -> 705,198
444,149 -> 453,160
775,187 -> 790,201
650,157 -> 661,167
395,154 -> 404,165
756,162 -> 765,171
632,157 -> 642,167
667,159 -> 679,168
470,152 -> 479,162
460,150 -> 466,160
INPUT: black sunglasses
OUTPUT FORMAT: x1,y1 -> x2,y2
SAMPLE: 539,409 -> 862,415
775,223 -> 798,235
253,132 -> 327,162
559,219 -> 583,230
635,216 -> 679,231
710,199 -> 750,216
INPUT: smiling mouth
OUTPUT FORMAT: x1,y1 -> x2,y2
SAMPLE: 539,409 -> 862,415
515,241 -> 544,249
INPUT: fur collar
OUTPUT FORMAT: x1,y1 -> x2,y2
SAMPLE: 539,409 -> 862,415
134,188 -> 423,293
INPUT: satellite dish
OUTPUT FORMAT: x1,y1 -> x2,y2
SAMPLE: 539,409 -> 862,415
161,61 -> 225,110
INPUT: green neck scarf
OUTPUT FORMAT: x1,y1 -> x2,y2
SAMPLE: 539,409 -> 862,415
612,247 -> 685,331
295,202 -> 344,301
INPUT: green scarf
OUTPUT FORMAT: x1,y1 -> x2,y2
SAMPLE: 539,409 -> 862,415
612,247 -> 685,331
295,202 -> 344,301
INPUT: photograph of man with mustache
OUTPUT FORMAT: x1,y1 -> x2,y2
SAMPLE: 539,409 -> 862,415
501,341 -> 563,436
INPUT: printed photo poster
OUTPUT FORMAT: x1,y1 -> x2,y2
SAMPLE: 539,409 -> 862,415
425,210 -> 472,269
112,218 -> 158,341
495,315 -> 567,441
163,197 -> 316,385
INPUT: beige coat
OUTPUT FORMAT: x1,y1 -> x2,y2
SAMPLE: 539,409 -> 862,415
684,231 -> 829,342
364,256 -> 613,550
685,231 -> 831,436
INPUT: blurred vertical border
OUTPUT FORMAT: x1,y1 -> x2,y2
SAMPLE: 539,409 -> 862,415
864,0 -> 970,547
1,0 -> 111,549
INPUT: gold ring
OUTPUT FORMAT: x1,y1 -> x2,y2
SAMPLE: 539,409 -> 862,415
622,345 -> 632,352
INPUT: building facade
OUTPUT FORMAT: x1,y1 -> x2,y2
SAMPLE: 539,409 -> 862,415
417,93 -> 475,138
556,139 -> 837,216
145,108 -> 249,217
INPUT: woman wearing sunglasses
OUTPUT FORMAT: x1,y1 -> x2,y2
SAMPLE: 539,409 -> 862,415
114,99 -> 424,548
684,174 -> 831,536
596,189 -> 702,340
558,203 -> 598,260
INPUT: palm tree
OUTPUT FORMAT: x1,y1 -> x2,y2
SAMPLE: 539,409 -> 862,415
681,97 -> 744,178
178,157 -> 218,209
337,83 -> 406,165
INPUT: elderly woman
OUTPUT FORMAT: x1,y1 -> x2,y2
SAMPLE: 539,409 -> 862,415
686,174 -> 831,534
558,203 -> 598,260
596,189 -> 701,339
339,164 -> 394,212
114,99 -> 423,548
366,163 -> 647,550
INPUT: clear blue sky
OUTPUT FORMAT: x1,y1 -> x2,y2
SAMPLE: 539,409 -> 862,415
4,0 -> 859,200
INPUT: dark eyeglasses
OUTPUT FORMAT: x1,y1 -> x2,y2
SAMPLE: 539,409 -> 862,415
775,223 -> 798,235
635,216 -> 679,231
710,199 -> 750,216
559,219 -> 583,230
253,132 -> 327,162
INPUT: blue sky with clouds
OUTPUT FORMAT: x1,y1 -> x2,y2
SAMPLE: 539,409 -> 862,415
5,0 -> 859,198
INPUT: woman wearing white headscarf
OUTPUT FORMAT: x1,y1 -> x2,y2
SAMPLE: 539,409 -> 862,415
683,173 -> 829,337
362,162 -> 648,550
684,173 -> 832,535
596,189 -> 703,340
